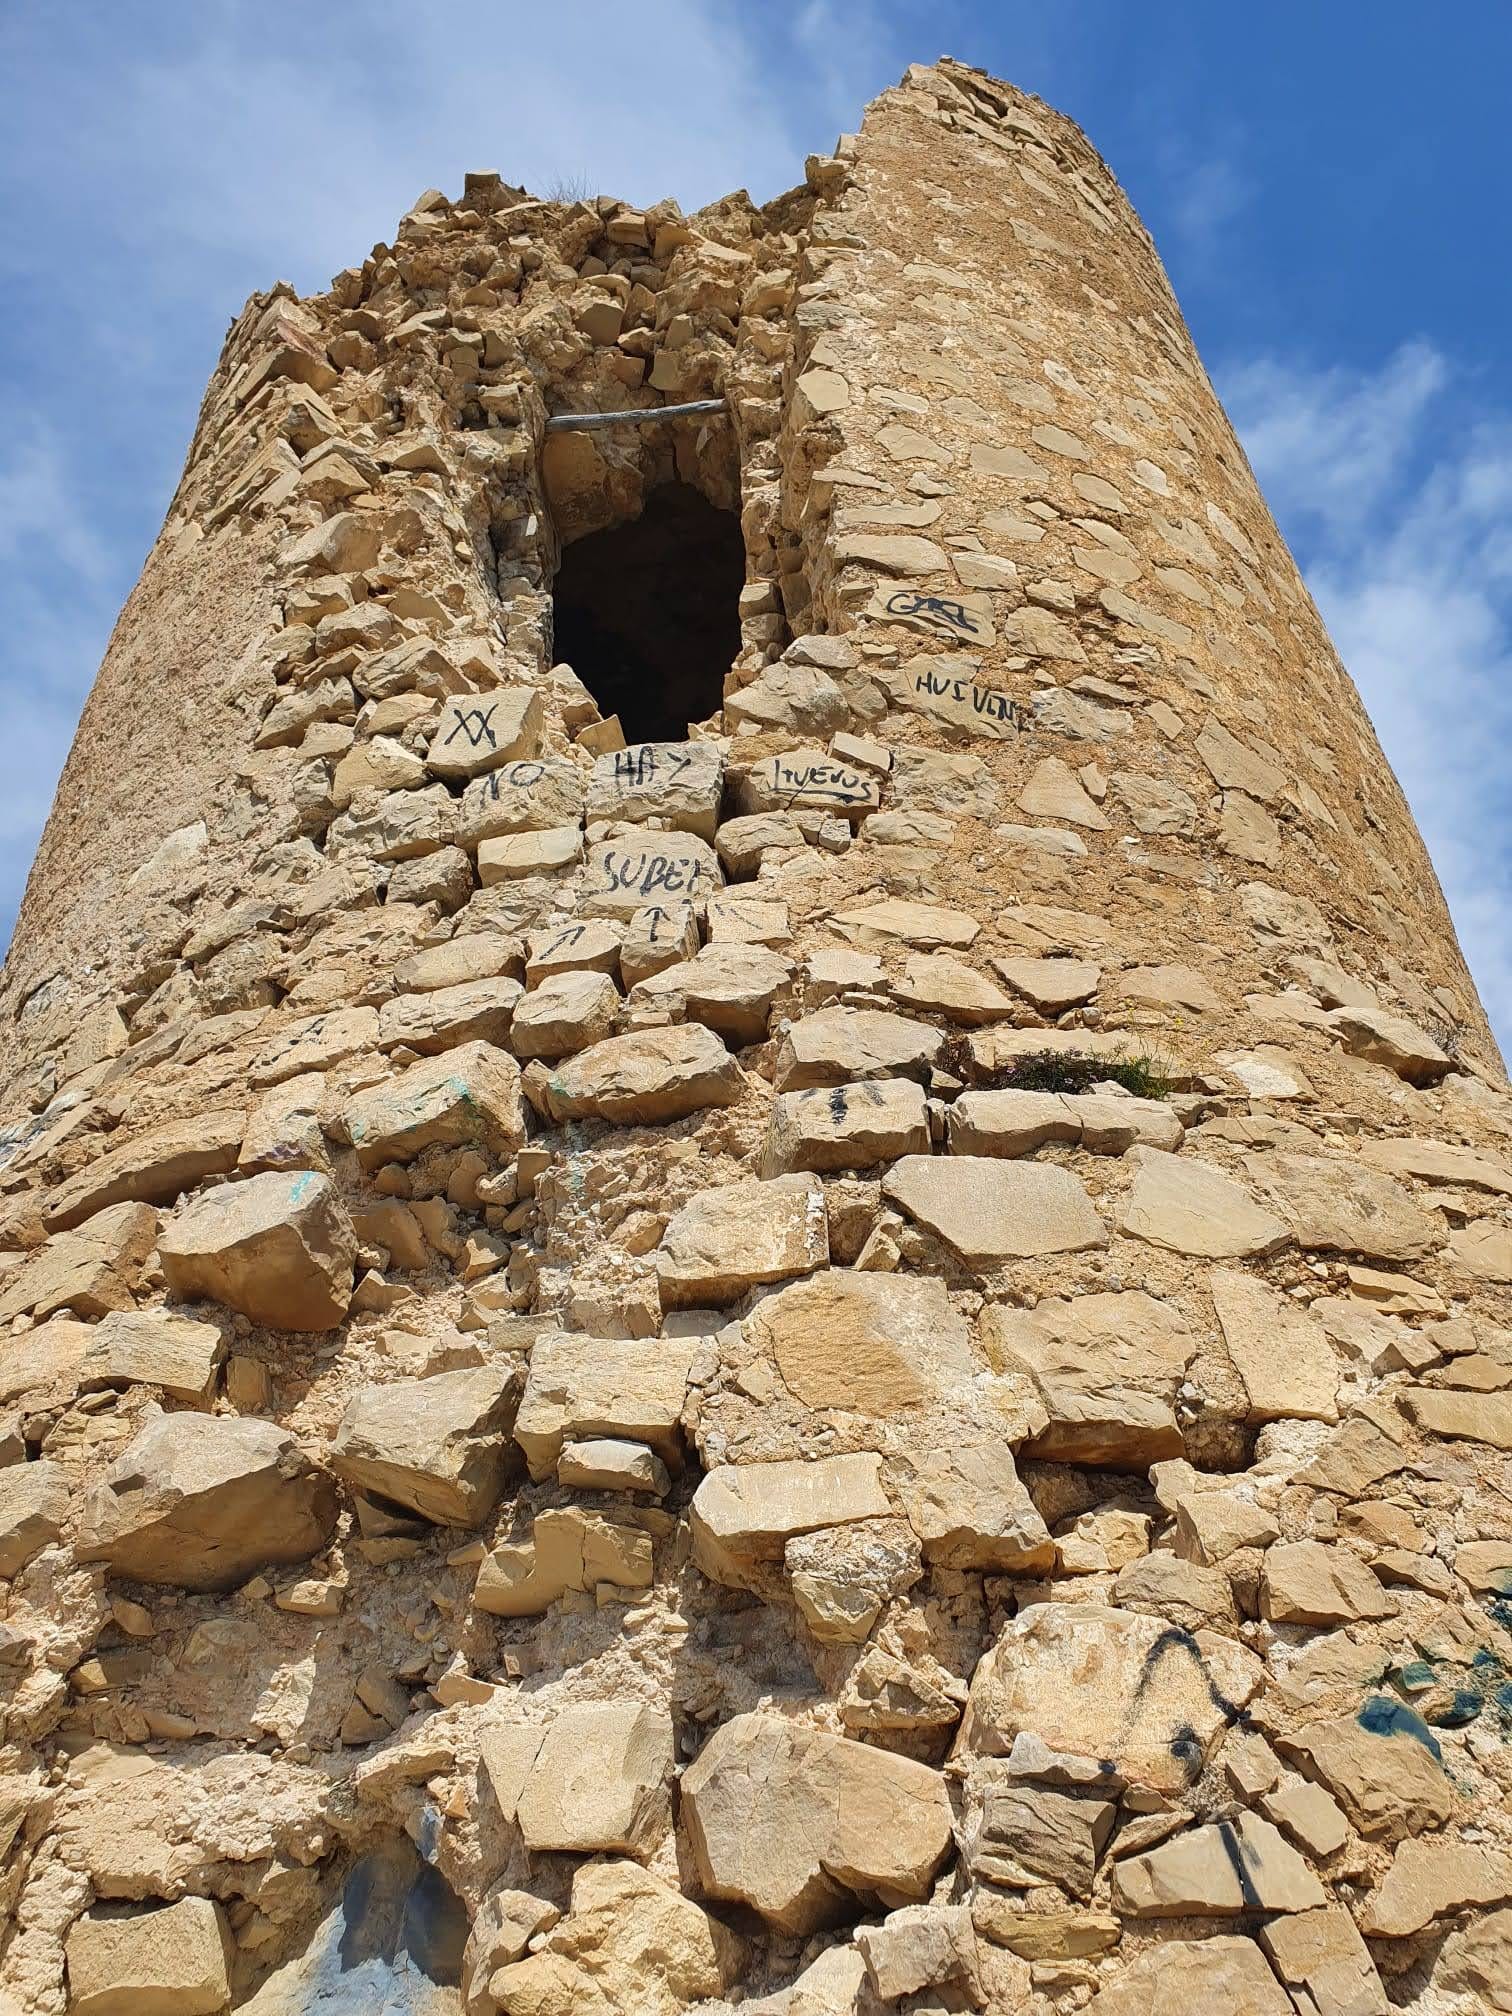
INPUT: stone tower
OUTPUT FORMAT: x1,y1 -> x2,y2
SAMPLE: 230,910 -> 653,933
1,55 -> 1509,2016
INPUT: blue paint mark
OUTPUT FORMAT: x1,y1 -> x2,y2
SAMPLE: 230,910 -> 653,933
1395,1660 -> 1436,1693
1358,1694 -> 1444,1761
1432,1690 -> 1486,1729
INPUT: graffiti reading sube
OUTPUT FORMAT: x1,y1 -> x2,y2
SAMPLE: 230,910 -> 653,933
600,851 -> 710,899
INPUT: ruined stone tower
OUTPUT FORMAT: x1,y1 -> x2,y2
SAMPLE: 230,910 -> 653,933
2,54 -> 1511,2016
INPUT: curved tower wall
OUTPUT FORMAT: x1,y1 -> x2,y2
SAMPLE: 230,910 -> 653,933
1,58 -> 1509,2016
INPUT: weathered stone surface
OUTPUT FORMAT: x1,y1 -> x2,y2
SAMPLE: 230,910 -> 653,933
77,1414 -> 338,1590
1252,1151 -> 1439,1260
475,1506 -> 653,1615
994,955 -> 1101,1011
626,942 -> 792,1043
426,688 -> 544,779
972,1781 -> 1115,1897
1120,1149 -> 1291,1258
330,1366 -> 519,1525
962,1603 -> 1262,1794
1261,1540 -> 1395,1626
65,1897 -> 233,2016
680,1711 -> 953,1931
344,1040 -> 526,1167
535,1025 -> 743,1124
1112,1812 -> 1326,1915
743,1267 -> 978,1413
691,1455 -> 892,1582
1434,1906 -> 1512,2013
894,1428 -> 1055,1570
1276,1709 -> 1455,1839
0,1202 -> 158,1322
784,1518 -> 921,1644
1210,1268 -> 1340,1423
1085,1937 -> 1293,2016
558,1438 -> 669,1496
773,1006 -> 942,1090
656,1175 -> 828,1307
580,832 -> 723,916
1259,1907 -> 1386,2016
1324,1005 -> 1452,1084
983,1291 -> 1194,1465
832,897 -> 980,948
78,1309 -> 226,1406
1359,1835 -> 1512,1937
0,1460 -> 68,1577
488,1859 -> 743,2016
45,1113 -> 245,1232
1402,1384 -> 1512,1449
377,977 -> 521,1054
856,1904 -> 982,2003
515,1333 -> 694,1479
948,1089 -> 1181,1157
510,968 -> 621,1058
760,1077 -> 930,1176
159,1171 -> 355,1331
515,1702 -> 673,1857
586,741 -> 724,838
883,1155 -> 1107,1264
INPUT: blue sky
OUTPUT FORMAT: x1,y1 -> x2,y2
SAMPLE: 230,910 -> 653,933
2,1 -> 1509,1053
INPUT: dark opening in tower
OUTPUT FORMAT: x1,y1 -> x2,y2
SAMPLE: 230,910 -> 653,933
551,482 -> 744,743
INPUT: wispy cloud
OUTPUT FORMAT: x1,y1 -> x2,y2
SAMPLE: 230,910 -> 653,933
1220,342 -> 1512,1055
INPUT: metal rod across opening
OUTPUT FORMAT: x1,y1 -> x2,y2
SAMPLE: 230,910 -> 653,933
543,398 -> 728,432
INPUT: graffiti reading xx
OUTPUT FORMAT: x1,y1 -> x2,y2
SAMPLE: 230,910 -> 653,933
443,704 -> 499,751
885,588 -> 984,638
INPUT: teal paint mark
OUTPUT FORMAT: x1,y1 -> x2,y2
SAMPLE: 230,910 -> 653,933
1395,1660 -> 1437,1693
1357,1694 -> 1443,1761
1431,1690 -> 1486,1729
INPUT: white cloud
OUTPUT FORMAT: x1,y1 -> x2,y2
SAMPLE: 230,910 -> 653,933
1221,342 -> 1512,1058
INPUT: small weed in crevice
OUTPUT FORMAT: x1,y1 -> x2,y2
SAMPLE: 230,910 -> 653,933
942,1036 -> 1173,1100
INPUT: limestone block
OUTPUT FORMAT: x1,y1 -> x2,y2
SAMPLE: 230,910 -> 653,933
1433,1906 -> 1512,2013
972,1782 -> 1116,1897
524,919 -> 621,988
476,826 -> 584,882
714,811 -> 806,873
1017,755 -> 1109,829
557,1438 -> 669,1495
1261,1539 -> 1394,1626
1251,1151 -> 1439,1260
1357,1836 -> 1512,1937
891,1429 -> 1054,1571
889,953 -> 1014,1023
474,1506 -> 652,1615
533,1025 -> 742,1125
773,1006 -> 943,1090
488,1860 -> 743,2016
0,1202 -> 158,1322
0,1316 -> 91,1409
1402,1385 -> 1512,1448
691,1454 -> 893,1583
44,1113 -> 245,1231
626,942 -> 792,1044
586,741 -> 724,838
619,902 -> 700,987
734,747 -> 882,819
331,1365 -> 520,1525
832,897 -> 981,948
1083,1937 -> 1293,2015
515,1701 -> 672,1856
425,689 -> 544,780
1259,1907 -> 1387,2016
344,1040 -> 526,1167
742,1266 -> 977,1414
656,1174 -> 827,1307
1119,1148 -> 1290,1258
947,1089 -> 1180,1157
376,978 -> 521,1054
579,833 -> 723,917
160,1171 -> 356,1331
510,969 -> 621,1059
78,1310 -> 226,1407
856,1903 -> 982,2003
325,784 -> 457,862
514,1332 -> 695,1478
77,1414 -> 338,1590
993,955 -> 1102,1012
1276,1709 -> 1454,1839
961,1602 -> 1262,1795
458,756 -> 585,844
1324,1005 -> 1451,1084
1361,1134 -> 1512,1194
65,1897 -> 233,2016
1112,1812 -> 1325,1915
0,1460 -> 68,1577
883,1155 -> 1107,1264
784,1518 -> 921,1644
760,1078 -> 930,1176
680,1711 -> 953,1931
1209,1267 -> 1341,1423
